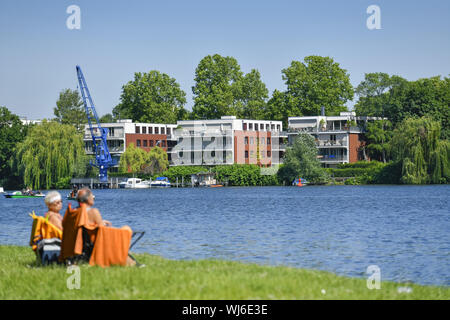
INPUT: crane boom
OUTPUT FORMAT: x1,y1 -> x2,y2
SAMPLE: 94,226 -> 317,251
76,65 -> 116,183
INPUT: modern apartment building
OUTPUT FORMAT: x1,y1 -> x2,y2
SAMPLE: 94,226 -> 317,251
288,112 -> 374,168
83,119 -> 178,169
168,116 -> 287,167
83,116 -> 286,168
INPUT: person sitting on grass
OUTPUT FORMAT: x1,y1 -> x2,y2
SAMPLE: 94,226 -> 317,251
44,191 -> 63,231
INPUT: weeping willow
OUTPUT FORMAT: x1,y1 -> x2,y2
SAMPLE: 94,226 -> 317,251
14,120 -> 86,189
390,117 -> 449,184
144,146 -> 169,175
118,143 -> 149,174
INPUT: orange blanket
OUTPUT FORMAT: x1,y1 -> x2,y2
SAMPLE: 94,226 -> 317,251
59,203 -> 132,267
90,226 -> 132,267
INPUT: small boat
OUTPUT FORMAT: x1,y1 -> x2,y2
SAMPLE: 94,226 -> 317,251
67,194 -> 77,201
124,178 -> 151,189
292,178 -> 309,187
150,177 -> 171,188
4,191 -> 45,198
0,187 -> 4,193
209,184 -> 224,188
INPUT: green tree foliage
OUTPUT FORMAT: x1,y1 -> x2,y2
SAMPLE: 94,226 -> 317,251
237,69 -> 269,120
264,90 -> 301,128
113,71 -> 187,124
143,146 -> 169,175
355,74 -> 449,139
54,89 -> 86,132
99,113 -> 114,123
118,143 -> 149,174
277,133 -> 329,184
0,107 -> 28,188
212,164 -> 279,186
14,120 -> 87,189
364,120 -> 393,163
281,56 -> 354,117
191,54 -> 244,119
389,117 -> 449,184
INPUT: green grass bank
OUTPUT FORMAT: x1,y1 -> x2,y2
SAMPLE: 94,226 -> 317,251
0,246 -> 448,300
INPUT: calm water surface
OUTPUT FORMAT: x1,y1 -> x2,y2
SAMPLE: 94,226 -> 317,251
0,185 -> 449,286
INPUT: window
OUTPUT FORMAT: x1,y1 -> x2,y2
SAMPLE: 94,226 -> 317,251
266,124 -> 269,131
161,127 -> 165,134
161,140 -> 166,148
223,136 -> 227,147
267,137 -> 271,145
260,124 -> 264,130
136,139 -> 141,147
250,137 -> 254,145
108,128 -> 115,137
243,123 -> 247,130
223,151 -> 226,163
267,150 -> 271,157
167,128 -> 171,135
255,124 -> 259,131
150,140 -> 154,147
271,124 -> 275,130
277,125 -> 280,131
249,123 -> 253,130
142,127 -> 147,134
149,127 -> 153,134
245,151 -> 249,159
244,137 -> 249,145
155,127 -> 159,134
136,126 -> 140,134
143,140 -> 148,147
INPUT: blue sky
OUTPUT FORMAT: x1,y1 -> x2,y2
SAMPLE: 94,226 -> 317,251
1,0 -> 449,119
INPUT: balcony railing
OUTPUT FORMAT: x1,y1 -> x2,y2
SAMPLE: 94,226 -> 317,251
318,155 -> 348,162
316,140 -> 348,147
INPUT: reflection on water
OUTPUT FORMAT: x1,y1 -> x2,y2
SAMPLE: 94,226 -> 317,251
1,185 -> 449,286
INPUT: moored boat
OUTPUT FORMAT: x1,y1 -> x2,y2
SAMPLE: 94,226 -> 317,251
124,178 -> 151,189
150,177 -> 171,188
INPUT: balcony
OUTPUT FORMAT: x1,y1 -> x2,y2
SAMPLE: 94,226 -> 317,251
316,139 -> 348,147
317,155 -> 348,162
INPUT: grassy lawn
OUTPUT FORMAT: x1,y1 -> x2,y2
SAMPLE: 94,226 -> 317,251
0,245 -> 448,300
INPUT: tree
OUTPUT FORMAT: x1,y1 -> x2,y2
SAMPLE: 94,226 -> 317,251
277,133 -> 329,184
364,120 -> 393,163
54,89 -> 86,132
113,71 -> 187,124
264,90 -> 302,128
236,69 -> 269,120
118,143 -> 148,174
355,74 -> 450,139
143,146 -> 169,175
99,113 -> 114,123
389,117 -> 449,184
282,56 -> 354,116
191,54 -> 243,119
0,107 -> 28,188
14,120 -> 86,189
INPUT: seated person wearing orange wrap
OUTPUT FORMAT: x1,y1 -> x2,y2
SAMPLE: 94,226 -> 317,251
61,188 -> 135,267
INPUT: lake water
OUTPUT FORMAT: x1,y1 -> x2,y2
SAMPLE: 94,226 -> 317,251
0,185 -> 449,286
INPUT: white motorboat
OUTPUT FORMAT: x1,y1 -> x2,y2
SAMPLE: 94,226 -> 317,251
0,187 -> 4,193
122,178 -> 151,189
150,177 -> 171,188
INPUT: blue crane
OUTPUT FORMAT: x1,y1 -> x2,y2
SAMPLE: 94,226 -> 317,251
76,65 -> 117,183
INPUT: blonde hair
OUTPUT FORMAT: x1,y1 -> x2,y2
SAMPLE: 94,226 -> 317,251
44,191 -> 62,206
